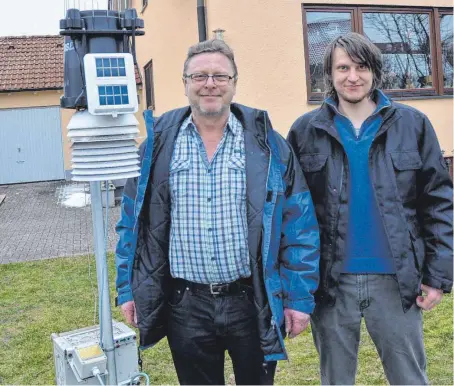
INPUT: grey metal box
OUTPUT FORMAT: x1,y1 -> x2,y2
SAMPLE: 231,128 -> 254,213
52,320 -> 139,385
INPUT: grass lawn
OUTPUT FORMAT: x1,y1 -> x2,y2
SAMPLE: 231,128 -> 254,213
0,254 -> 452,385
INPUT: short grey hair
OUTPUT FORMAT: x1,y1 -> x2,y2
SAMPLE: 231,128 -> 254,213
323,32 -> 383,98
183,39 -> 238,78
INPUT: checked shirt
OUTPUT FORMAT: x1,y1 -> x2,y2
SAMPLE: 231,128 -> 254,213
169,112 -> 250,284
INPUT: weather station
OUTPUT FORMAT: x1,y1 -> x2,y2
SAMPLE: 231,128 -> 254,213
50,2 -> 148,385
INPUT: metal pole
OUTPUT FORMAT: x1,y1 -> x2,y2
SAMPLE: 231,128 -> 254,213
90,181 -> 117,385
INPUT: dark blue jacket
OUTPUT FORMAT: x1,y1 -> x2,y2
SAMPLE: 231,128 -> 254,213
115,103 -> 320,361
287,96 -> 453,312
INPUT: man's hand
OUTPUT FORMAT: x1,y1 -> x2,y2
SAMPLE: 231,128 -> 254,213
284,308 -> 310,339
416,284 -> 443,311
120,300 -> 138,327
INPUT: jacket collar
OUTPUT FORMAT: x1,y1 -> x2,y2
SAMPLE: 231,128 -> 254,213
149,103 -> 267,135
325,89 -> 391,117
149,103 -> 270,156
308,90 -> 400,142
179,111 -> 244,138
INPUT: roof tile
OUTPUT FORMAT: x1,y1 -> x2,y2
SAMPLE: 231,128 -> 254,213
0,35 -> 64,92
0,35 -> 142,92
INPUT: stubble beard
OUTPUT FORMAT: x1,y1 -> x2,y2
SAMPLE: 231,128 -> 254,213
191,102 -> 229,117
338,88 -> 370,105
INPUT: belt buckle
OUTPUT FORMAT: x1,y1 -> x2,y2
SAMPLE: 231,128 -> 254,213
210,283 -> 221,295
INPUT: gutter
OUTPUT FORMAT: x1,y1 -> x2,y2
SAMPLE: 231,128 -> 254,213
0,87 -> 63,93
197,0 -> 207,42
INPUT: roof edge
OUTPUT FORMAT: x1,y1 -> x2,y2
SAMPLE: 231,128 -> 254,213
0,87 -> 63,93
0,35 -> 63,40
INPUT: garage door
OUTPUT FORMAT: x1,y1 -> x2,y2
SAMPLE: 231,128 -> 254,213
0,106 -> 65,184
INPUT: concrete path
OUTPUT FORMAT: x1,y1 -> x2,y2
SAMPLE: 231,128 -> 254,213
0,181 -> 121,264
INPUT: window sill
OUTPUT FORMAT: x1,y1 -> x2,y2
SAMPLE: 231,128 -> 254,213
308,94 -> 453,105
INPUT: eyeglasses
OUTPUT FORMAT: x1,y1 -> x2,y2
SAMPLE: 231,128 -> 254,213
184,73 -> 235,85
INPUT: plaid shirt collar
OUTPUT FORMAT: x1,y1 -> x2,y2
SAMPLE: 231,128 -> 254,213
180,110 -> 241,137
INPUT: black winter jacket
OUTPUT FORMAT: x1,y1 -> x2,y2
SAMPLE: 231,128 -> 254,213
127,103 -> 320,361
287,98 -> 453,312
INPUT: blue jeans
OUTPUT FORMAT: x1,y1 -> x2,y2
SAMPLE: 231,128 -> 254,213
167,281 -> 276,385
311,274 -> 428,385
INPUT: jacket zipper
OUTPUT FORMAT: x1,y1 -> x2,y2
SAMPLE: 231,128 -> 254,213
367,114 -> 398,269
262,111 -> 288,360
326,155 -> 344,288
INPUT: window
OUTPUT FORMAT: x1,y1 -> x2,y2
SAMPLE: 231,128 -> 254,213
304,11 -> 353,93
439,12 -> 453,94
144,59 -> 155,110
302,5 -> 453,101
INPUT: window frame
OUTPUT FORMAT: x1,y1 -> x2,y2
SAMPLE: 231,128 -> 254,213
302,4 -> 453,102
302,6 -> 358,102
144,59 -> 155,110
435,9 -> 454,96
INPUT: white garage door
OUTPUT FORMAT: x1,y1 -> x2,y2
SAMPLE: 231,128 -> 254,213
0,106 -> 65,184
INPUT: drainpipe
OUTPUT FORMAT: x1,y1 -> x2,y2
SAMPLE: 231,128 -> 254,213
197,0 -> 207,42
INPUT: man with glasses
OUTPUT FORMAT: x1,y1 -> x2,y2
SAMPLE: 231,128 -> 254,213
115,39 -> 320,384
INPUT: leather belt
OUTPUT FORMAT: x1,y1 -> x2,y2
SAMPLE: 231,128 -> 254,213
173,277 -> 252,296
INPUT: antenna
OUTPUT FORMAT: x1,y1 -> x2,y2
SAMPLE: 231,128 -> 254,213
52,5 -> 147,386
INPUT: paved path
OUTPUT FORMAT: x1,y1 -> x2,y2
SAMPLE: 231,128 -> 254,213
0,181 -> 121,264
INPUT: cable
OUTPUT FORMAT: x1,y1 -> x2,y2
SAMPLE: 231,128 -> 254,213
92,367 -> 106,386
131,372 -> 150,385
98,181 -> 110,346
104,181 -> 109,244
71,36 -> 87,108
84,182 -> 98,326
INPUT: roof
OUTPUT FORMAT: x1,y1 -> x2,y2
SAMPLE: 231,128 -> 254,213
0,35 -> 64,92
0,35 -> 142,93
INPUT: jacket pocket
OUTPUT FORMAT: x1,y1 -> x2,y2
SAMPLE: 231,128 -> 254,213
390,151 -> 422,203
390,151 -> 422,171
298,153 -> 329,205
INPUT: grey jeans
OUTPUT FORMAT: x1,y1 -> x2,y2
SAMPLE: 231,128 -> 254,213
311,274 -> 428,385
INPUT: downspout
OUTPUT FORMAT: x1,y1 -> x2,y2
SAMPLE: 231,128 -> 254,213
197,0 -> 207,42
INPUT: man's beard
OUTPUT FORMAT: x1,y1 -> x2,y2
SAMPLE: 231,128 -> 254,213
344,96 -> 364,104
191,102 -> 229,117
339,91 -> 368,104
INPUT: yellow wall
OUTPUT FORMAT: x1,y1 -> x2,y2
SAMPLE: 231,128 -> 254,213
133,0 -> 199,116
134,0 -> 453,153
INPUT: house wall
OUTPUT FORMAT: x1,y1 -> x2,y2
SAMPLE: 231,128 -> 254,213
133,0 -> 199,115
0,90 -> 146,173
134,0 -> 453,153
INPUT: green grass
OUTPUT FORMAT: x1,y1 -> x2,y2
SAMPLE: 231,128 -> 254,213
0,254 -> 452,385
